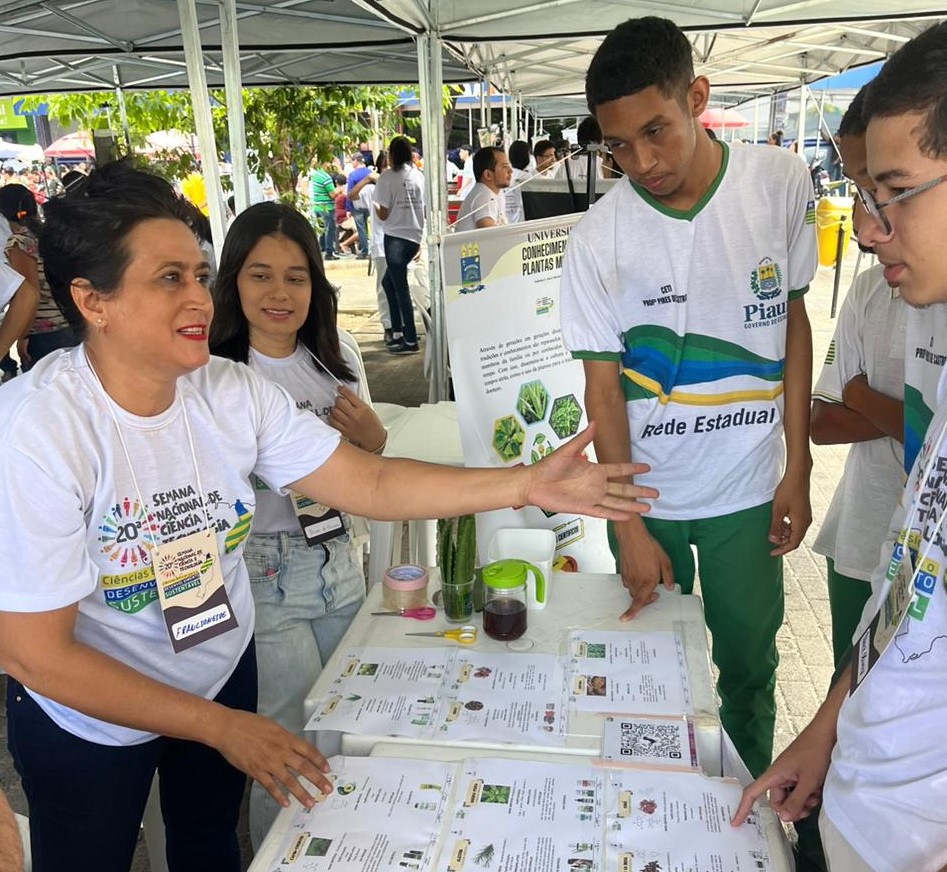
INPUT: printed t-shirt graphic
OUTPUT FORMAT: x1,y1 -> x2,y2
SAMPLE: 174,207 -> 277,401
99,490 -> 254,615
560,143 -> 817,520
903,303 -> 947,472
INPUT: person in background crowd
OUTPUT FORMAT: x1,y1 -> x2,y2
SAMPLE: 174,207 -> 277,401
210,202 -> 386,848
533,139 -> 558,176
349,153 -> 392,342
356,142 -> 374,167
345,154 -> 371,259
0,209 -> 37,379
0,184 -> 78,370
456,144 -> 477,200
310,161 -> 340,261
374,136 -> 426,355
565,116 -> 606,180
0,159 -> 656,871
453,147 -> 512,232
505,140 -> 533,224
333,177 -> 359,257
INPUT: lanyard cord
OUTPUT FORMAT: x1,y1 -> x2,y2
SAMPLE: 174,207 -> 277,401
83,349 -> 213,549
300,343 -> 343,387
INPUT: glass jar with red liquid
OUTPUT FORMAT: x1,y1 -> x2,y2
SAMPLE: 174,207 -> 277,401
481,559 -> 543,642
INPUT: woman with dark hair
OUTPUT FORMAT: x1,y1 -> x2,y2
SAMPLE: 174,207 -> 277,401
0,183 -> 78,368
210,201 -> 386,847
0,161 -> 652,869
374,135 -> 425,353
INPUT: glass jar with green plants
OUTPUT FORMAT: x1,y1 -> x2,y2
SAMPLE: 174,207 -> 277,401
437,514 -> 476,622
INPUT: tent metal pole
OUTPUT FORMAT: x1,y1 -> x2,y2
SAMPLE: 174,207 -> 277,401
111,69 -> 131,153
480,77 -> 488,141
177,0 -> 226,257
417,29 -> 449,402
220,0 -> 250,215
797,84 -> 807,155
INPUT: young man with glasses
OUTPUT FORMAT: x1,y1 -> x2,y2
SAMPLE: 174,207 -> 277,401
856,160 -> 947,478
810,86 -> 906,671
560,15 -> 817,779
735,22 -> 947,871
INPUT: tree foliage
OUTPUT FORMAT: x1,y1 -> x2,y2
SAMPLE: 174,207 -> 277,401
235,84 -> 400,203
24,84 -> 403,207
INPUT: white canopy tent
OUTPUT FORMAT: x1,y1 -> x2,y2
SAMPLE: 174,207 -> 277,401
0,0 -> 942,398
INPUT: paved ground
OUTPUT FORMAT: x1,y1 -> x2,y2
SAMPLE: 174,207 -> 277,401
0,242 -> 868,868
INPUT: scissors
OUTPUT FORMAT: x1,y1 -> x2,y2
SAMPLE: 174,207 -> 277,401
370,607 -> 436,621
405,625 -> 478,645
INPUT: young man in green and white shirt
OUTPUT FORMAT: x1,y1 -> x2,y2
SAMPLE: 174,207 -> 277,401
560,16 -> 817,778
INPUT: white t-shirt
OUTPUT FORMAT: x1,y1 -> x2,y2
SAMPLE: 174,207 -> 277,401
823,365 -> 947,872
505,167 -> 532,224
248,342 -> 365,534
0,214 -> 18,310
0,259 -> 24,311
453,182 -> 506,234
559,152 -> 604,181
812,264 -> 905,580
358,183 -> 385,259
374,165 -> 425,244
903,302 -> 947,473
561,143 -> 817,519
0,347 -> 340,745
456,157 -> 475,201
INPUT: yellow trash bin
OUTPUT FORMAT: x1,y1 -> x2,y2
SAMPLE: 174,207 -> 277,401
816,196 -> 852,267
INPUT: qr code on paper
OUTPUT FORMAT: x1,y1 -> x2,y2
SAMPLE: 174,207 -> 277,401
618,721 -> 682,758
602,716 -> 697,767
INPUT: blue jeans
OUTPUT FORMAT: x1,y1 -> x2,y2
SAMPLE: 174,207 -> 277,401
244,529 -> 364,847
352,207 -> 369,256
382,235 -> 421,345
317,206 -> 337,255
24,327 -> 78,370
7,642 -> 256,872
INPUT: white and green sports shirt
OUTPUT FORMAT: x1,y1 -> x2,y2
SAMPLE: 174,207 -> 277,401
561,142 -> 817,520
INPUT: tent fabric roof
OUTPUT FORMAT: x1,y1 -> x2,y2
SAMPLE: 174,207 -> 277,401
0,1 -> 941,99
0,0 -> 471,94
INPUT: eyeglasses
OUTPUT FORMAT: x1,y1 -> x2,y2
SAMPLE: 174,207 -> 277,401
856,173 -> 947,235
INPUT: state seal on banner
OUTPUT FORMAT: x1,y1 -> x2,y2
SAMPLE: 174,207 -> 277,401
460,242 -> 485,293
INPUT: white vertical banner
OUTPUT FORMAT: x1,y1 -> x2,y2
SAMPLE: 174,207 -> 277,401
441,218 -> 615,573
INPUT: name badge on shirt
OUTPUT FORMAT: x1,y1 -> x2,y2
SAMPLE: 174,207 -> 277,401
851,553 -> 914,694
291,491 -> 346,547
152,527 -> 238,653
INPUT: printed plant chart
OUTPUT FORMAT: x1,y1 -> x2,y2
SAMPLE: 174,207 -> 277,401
438,651 -> 568,744
268,757 -> 455,872
600,716 -> 698,769
439,757 -> 602,872
305,648 -> 453,738
306,648 -> 568,745
568,631 -> 692,714
603,768 -> 772,872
